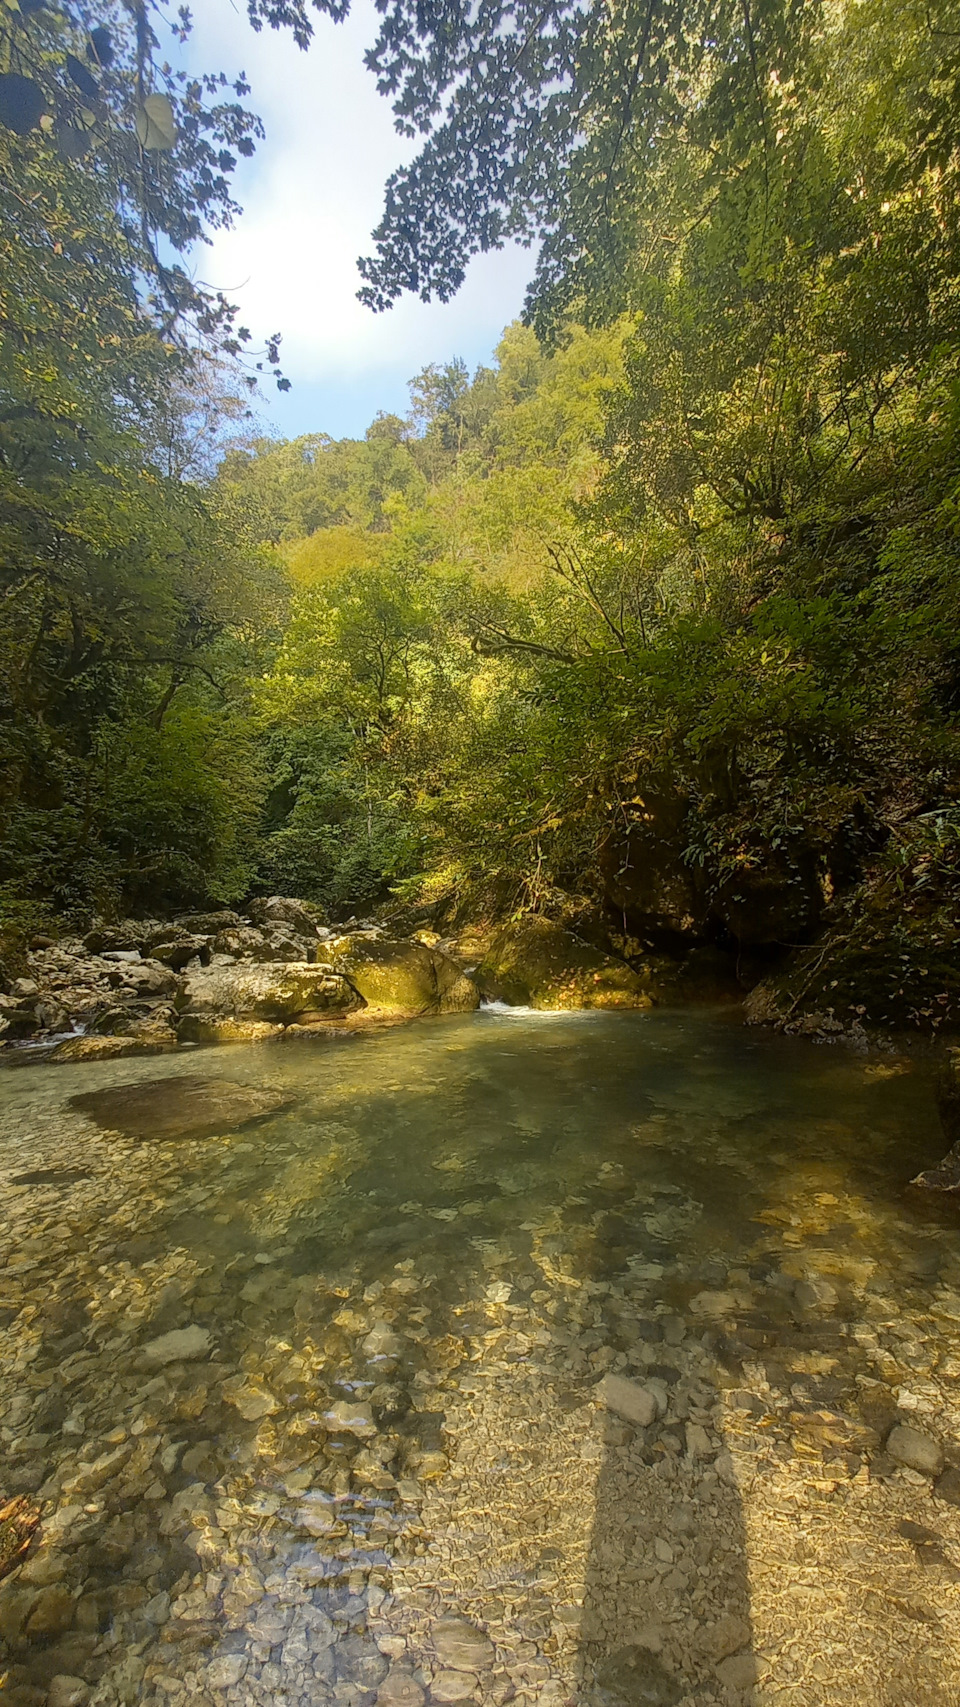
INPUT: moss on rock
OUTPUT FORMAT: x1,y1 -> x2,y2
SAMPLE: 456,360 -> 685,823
474,918 -> 653,1010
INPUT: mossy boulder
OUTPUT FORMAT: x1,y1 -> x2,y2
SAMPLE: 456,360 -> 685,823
325,934 -> 479,1015
474,918 -> 653,1010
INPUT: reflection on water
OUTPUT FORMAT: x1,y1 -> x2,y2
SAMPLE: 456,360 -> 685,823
0,1009 -> 959,1707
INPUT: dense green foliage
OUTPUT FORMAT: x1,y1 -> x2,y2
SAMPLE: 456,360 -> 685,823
3,0 -> 960,1031
0,0 -> 287,924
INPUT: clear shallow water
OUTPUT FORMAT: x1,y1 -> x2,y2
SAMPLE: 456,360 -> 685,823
1,1009 -> 959,1707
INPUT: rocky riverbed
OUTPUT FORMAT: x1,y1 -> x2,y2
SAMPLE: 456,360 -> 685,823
1,1009 -> 960,1707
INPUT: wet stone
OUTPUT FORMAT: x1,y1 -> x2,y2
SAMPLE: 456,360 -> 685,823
67,1075 -> 295,1141
431,1618 -> 495,1671
206,1652 -> 248,1688
597,1375 -> 658,1428
24,1585 -> 75,1638
431,1670 -> 478,1701
716,1652 -> 760,1691
46,1680 -> 89,1707
886,1424 -> 945,1477
593,1645 -> 682,1707
378,1671 -> 427,1707
143,1324 -> 213,1364
935,1467 -> 960,1507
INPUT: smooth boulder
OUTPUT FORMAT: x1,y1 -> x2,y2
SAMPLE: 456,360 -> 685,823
431,1617 -> 495,1672
597,1374 -> 659,1428
886,1424 -> 944,1476
326,935 -> 479,1016
68,1076 -> 294,1141
176,961 -> 363,1032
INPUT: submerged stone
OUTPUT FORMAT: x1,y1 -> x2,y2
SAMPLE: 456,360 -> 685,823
597,1374 -> 659,1428
378,1671 -> 426,1707
143,1325 -> 213,1365
886,1424 -> 944,1476
935,1467 -> 960,1506
593,1645 -> 682,1707
68,1075 -> 294,1140
431,1671 -> 478,1701
431,1618 -> 495,1672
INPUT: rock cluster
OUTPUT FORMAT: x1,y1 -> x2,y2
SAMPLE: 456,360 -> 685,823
0,900 -> 480,1062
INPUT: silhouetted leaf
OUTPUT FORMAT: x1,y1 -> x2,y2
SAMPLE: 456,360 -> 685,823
65,51 -> 98,101
135,91 -> 177,150
0,72 -> 44,135
88,26 -> 114,67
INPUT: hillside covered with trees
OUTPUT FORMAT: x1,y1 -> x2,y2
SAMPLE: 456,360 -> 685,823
2,0 -> 960,1033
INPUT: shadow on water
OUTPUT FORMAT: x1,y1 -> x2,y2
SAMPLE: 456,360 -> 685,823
1,1009 -> 959,1706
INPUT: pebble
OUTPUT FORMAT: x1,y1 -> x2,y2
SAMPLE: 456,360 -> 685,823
378,1671 -> 427,1707
430,1670 -> 478,1701
716,1652 -> 760,1690
597,1374 -> 658,1427
143,1324 -> 213,1364
221,1375 -> 278,1420
936,1467 -> 960,1506
24,1585 -> 75,1636
794,1278 -> 839,1310
594,1644 -> 681,1707
47,1680 -> 89,1707
886,1424 -> 945,1476
324,1398 -> 376,1436
206,1653 -> 249,1688
431,1618 -> 495,1671
3,1017 -> 960,1707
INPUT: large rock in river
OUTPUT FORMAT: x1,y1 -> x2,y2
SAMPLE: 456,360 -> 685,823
474,918 -> 652,1010
176,961 -> 363,1040
69,1076 -> 293,1140
325,935 -> 479,1015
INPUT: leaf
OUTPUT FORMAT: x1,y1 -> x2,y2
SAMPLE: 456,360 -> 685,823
0,72 -> 44,134
135,92 -> 177,151
66,52 -> 99,103
88,26 -> 114,68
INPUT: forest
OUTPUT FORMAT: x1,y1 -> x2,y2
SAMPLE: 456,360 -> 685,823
2,0 -> 960,1033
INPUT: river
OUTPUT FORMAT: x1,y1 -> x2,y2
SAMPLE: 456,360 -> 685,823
1,1008 -> 959,1705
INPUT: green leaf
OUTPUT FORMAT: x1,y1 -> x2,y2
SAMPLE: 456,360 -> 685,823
135,92 -> 177,151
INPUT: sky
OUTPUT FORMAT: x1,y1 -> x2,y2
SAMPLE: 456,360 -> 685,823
179,0 -> 536,441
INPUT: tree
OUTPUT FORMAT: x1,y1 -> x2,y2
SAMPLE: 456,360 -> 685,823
0,0 -> 286,402
0,0 -> 292,915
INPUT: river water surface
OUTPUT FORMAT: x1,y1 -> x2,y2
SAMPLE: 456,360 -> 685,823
1,1008 -> 960,1707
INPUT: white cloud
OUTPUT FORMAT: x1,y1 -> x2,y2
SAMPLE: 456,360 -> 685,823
181,0 -> 535,436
